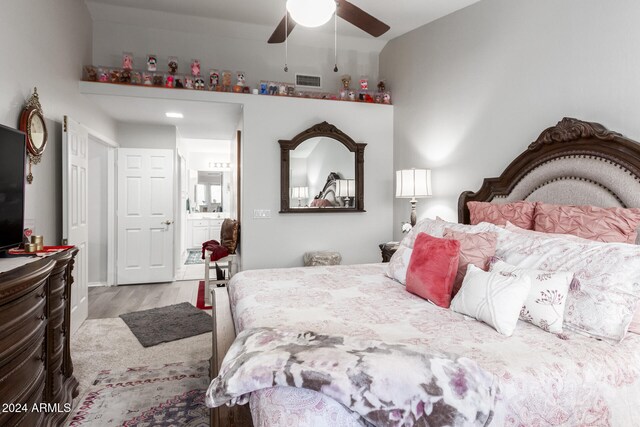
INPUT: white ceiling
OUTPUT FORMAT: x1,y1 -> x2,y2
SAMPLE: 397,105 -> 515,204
86,0 -> 481,42
84,94 -> 241,140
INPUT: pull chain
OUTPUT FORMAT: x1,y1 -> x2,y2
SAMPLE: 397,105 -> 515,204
284,12 -> 289,72
333,7 -> 338,72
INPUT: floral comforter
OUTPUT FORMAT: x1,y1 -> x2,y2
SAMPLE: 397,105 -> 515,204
207,327 -> 500,426
228,264 -> 640,426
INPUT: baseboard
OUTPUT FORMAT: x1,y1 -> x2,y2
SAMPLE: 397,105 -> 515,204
88,281 -> 108,287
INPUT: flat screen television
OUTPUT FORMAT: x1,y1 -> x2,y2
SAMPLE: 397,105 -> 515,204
0,124 -> 26,253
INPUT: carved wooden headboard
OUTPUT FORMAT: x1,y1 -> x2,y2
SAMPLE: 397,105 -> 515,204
458,118 -> 640,224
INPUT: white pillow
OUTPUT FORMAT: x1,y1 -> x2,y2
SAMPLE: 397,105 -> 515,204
386,217 -> 503,285
450,264 -> 531,336
495,225 -> 640,342
490,259 -> 573,334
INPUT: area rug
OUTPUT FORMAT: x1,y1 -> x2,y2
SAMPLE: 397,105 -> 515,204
196,281 -> 212,310
120,302 -> 212,347
185,249 -> 204,265
66,361 -> 210,427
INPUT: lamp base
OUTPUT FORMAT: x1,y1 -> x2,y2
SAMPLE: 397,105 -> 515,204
410,199 -> 417,226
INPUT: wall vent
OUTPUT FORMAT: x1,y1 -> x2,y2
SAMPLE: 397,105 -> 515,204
295,74 -> 322,89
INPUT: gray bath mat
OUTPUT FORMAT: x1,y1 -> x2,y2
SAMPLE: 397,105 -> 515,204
120,302 -> 212,347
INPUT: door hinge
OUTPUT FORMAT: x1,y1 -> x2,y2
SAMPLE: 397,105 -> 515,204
63,116 -> 68,132
62,238 -> 68,245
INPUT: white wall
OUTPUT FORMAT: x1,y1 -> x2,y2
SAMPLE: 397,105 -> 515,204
116,123 -> 177,149
242,97 -> 393,269
0,0 -> 116,244
87,2 -> 382,95
380,0 -> 640,240
88,137 -> 108,284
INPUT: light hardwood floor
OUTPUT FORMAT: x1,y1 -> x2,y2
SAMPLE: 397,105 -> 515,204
88,280 -> 201,319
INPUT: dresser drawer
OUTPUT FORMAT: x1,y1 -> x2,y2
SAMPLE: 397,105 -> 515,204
191,219 -> 209,227
0,335 -> 46,413
0,283 -> 47,364
1,374 -> 46,427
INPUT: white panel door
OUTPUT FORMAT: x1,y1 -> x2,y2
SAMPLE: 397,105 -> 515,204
62,117 -> 89,335
117,148 -> 174,284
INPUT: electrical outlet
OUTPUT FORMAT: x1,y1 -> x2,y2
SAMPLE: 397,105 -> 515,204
253,209 -> 271,219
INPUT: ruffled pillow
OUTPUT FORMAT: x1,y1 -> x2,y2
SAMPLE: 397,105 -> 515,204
442,229 -> 497,297
468,201 -> 537,229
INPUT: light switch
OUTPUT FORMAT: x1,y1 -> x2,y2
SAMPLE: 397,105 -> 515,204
253,209 -> 271,219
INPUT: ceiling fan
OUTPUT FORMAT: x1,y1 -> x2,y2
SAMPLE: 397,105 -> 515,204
268,0 -> 390,44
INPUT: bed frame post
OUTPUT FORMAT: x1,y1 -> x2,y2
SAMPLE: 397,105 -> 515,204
210,286 -> 253,427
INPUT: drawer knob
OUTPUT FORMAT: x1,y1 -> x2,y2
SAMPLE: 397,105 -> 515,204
38,292 -> 46,299
38,314 -> 46,320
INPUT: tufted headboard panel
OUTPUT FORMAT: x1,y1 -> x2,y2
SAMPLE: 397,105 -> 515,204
459,118 -> 640,223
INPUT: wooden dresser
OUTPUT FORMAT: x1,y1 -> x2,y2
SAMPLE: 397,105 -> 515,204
0,248 -> 79,427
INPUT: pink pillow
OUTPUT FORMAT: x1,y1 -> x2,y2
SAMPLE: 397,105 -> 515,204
406,233 -> 460,308
443,229 -> 498,296
467,201 -> 536,229
534,202 -> 640,244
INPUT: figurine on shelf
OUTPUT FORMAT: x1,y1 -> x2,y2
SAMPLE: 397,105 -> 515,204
152,74 -> 163,86
268,82 -> 278,95
374,94 -> 382,103
132,71 -> 142,85
120,69 -> 132,83
168,57 -> 178,75
98,68 -> 109,82
191,59 -> 201,77
259,81 -> 268,94
278,83 -> 287,96
195,78 -> 206,90
122,53 -> 134,70
236,72 -> 246,87
377,80 -> 386,92
84,66 -> 98,82
110,69 -> 121,83
341,74 -> 351,90
165,75 -> 174,88
383,93 -> 391,104
222,71 -> 232,91
348,90 -> 356,101
185,77 -> 194,89
143,73 -> 153,85
209,70 -> 220,90
147,55 -> 158,72
359,78 -> 368,91
175,76 -> 184,88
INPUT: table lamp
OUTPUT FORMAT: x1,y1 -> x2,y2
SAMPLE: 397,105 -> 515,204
395,169 -> 432,226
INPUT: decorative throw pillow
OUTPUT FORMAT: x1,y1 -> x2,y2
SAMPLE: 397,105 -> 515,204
495,225 -> 640,342
386,217 -> 502,285
467,201 -> 537,230
406,233 -> 460,308
489,259 -> 573,334
533,202 -> 640,244
450,264 -> 531,336
442,229 -> 497,297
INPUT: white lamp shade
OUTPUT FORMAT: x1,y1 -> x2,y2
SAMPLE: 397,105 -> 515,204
286,0 -> 336,28
336,179 -> 356,197
291,186 -> 309,198
396,169 -> 432,198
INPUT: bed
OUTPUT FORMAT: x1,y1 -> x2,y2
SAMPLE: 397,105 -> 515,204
209,118 -> 640,427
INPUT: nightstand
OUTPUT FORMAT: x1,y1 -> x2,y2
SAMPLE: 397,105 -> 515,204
379,242 -> 400,263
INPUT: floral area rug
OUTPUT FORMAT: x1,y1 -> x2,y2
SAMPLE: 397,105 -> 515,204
185,249 -> 204,265
66,361 -> 210,426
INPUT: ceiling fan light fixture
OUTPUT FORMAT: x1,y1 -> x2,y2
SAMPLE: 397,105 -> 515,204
286,0 -> 336,28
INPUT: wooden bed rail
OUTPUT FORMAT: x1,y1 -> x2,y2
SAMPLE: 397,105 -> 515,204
210,286 -> 253,427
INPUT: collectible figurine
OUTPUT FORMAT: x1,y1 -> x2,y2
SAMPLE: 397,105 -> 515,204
120,69 -> 132,83
122,53 -> 134,70
185,77 -> 194,89
377,80 -> 386,92
110,69 -> 121,83
348,90 -> 356,101
236,72 -> 246,87
341,74 -> 351,90
84,66 -> 98,82
98,68 -> 109,82
278,84 -> 287,95
132,71 -> 142,85
143,73 -> 153,85
152,75 -> 163,86
195,78 -> 206,90
259,81 -> 268,94
383,93 -> 391,104
165,75 -> 174,88
191,59 -> 201,77
209,70 -> 220,89
168,57 -> 178,75
359,78 -> 368,91
268,82 -> 278,95
222,71 -> 232,90
175,76 -> 184,88
147,55 -> 158,72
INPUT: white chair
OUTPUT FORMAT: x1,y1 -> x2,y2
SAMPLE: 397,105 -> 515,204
204,251 -> 237,305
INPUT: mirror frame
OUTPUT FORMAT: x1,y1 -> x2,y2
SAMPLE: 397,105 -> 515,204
279,121 -> 366,213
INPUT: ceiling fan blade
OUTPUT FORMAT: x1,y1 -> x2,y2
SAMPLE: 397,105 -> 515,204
337,0 -> 390,37
268,13 -> 296,44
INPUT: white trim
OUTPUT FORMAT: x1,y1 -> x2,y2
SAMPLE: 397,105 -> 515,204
88,281 -> 109,288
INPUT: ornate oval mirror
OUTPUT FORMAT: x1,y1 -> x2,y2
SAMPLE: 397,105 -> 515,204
279,122 -> 366,213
